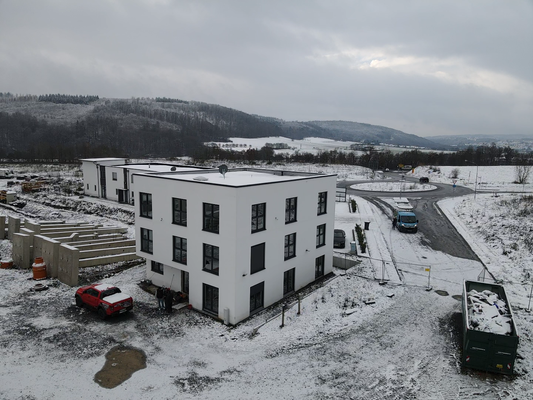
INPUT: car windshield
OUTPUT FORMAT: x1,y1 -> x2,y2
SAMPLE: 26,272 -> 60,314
101,287 -> 121,298
400,215 -> 417,223
334,231 -> 345,238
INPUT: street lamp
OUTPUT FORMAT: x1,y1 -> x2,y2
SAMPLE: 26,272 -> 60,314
466,160 -> 479,200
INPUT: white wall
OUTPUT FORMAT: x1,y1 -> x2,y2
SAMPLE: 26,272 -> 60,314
81,161 -> 99,197
135,171 -> 336,325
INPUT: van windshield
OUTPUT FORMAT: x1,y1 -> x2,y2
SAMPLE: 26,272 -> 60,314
400,215 -> 417,223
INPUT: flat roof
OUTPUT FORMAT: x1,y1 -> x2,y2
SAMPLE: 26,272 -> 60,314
135,168 -> 336,187
114,164 -> 201,173
80,158 -> 126,162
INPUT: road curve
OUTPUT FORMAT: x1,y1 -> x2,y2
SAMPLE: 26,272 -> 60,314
338,178 -> 482,262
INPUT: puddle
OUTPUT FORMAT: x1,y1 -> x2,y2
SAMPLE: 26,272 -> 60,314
435,290 -> 449,296
452,295 -> 463,301
94,345 -> 146,388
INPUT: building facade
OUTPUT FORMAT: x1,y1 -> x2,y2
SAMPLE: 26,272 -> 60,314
134,167 -> 337,325
80,158 -> 202,204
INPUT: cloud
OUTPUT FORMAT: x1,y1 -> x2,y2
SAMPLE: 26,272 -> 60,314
0,0 -> 531,138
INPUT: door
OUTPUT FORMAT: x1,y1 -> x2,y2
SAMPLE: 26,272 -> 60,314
181,271 -> 189,294
99,166 -> 107,199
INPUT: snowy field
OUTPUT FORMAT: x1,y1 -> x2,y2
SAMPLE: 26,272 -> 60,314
1,160 -> 533,399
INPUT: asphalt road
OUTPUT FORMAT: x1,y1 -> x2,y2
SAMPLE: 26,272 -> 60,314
338,175 -> 482,263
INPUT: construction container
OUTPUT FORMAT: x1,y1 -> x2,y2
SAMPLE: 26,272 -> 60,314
462,280 -> 519,374
32,257 -> 47,280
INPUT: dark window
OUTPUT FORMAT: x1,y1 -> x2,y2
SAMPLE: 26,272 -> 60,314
173,236 -> 187,265
151,260 -> 164,274
172,198 -> 187,226
315,255 -> 325,279
203,244 -> 219,275
251,203 -> 266,233
250,243 -> 265,274
285,197 -> 297,223
87,288 -> 99,297
112,172 -> 117,181
140,192 -> 152,218
250,282 -> 264,314
86,184 -> 89,190
203,203 -> 219,233
140,228 -> 153,254
317,191 -> 327,215
316,224 -> 326,248
203,284 -> 219,315
283,268 -> 295,296
284,233 -> 296,260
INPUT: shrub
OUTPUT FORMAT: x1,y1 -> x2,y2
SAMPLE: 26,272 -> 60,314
351,199 -> 357,212
355,223 -> 366,253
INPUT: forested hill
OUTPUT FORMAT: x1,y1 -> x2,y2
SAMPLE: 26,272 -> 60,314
0,94 -> 444,161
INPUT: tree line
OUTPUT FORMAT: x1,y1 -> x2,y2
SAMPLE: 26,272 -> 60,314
192,144 -> 533,169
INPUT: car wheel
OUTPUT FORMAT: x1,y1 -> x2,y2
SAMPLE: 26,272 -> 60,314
413,228 -> 418,233
75,295 -> 84,308
98,307 -> 107,320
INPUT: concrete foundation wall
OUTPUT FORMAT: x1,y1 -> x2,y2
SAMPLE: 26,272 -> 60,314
62,234 -> 124,245
7,216 -> 21,240
79,252 -> 141,268
76,240 -> 135,251
80,246 -> 136,259
34,235 -> 61,278
24,221 -> 42,235
12,233 -> 31,269
333,255 -> 359,270
0,216 -> 5,239
44,227 -> 127,239
58,244 -> 80,287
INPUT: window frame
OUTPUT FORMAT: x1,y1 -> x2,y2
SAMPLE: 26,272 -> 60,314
140,228 -> 153,254
172,236 -> 187,265
112,172 -> 118,181
251,202 -> 266,233
203,243 -> 219,275
283,268 -> 295,296
203,283 -> 219,315
285,197 -> 297,224
151,260 -> 164,275
284,232 -> 296,260
139,192 -> 153,219
316,223 -> 326,248
250,282 -> 264,314
172,197 -> 187,226
250,243 -> 266,274
317,191 -> 327,215
315,255 -> 325,279
203,203 -> 220,233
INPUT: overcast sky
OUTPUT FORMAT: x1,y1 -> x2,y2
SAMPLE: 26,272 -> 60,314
0,0 -> 532,138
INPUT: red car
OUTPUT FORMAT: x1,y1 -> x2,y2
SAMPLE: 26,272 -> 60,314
75,284 -> 133,320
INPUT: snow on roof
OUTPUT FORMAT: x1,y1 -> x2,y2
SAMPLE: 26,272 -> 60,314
94,284 -> 115,291
115,164 -> 201,173
138,168 -> 334,187
80,158 -> 126,162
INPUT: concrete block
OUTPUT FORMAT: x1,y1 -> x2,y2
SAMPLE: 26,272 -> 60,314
35,235 -> 61,278
0,215 -> 5,239
12,233 -> 31,269
7,216 -> 21,240
58,244 -> 80,287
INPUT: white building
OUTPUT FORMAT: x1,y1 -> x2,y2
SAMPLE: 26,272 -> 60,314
134,167 -> 337,325
80,158 -> 203,204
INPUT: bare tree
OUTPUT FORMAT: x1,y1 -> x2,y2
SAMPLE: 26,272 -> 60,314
450,168 -> 460,179
515,165 -> 532,184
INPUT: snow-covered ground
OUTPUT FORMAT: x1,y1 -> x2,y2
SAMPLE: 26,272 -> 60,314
1,161 -> 533,399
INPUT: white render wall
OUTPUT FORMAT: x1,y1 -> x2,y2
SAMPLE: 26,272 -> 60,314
135,170 -> 336,325
80,158 -> 127,199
